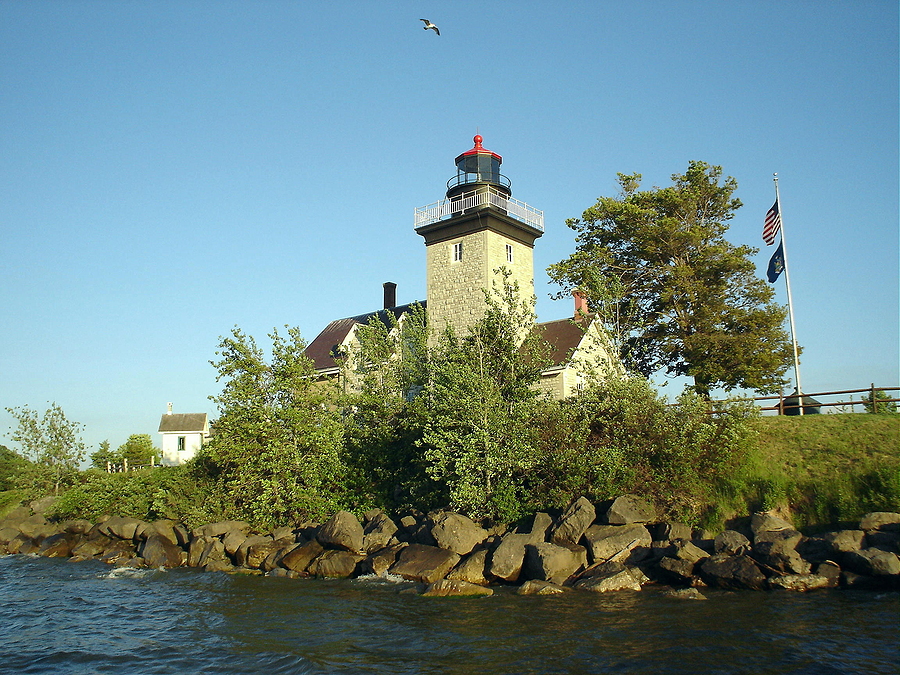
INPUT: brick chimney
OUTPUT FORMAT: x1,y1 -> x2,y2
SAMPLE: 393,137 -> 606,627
383,282 -> 397,309
573,291 -> 589,321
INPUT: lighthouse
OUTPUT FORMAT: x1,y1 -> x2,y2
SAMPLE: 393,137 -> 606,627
414,135 -> 544,338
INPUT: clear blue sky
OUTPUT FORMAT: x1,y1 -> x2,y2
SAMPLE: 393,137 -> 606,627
1,1 -> 897,456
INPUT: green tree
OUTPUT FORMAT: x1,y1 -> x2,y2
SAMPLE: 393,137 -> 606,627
418,272 -> 553,521
5,403 -> 87,494
202,326 -> 350,528
90,440 -> 114,470
0,444 -> 31,491
116,434 -> 159,467
548,161 -> 795,397
863,389 -> 898,414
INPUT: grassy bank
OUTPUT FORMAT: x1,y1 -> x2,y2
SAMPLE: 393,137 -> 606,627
737,413 -> 899,530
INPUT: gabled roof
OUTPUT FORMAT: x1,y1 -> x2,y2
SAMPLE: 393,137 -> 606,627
305,302 -> 425,371
158,413 -> 208,433
530,318 -> 590,367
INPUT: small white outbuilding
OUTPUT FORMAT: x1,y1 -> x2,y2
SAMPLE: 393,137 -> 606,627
157,403 -> 209,465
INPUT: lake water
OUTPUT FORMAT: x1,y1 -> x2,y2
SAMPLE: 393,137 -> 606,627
0,555 -> 896,674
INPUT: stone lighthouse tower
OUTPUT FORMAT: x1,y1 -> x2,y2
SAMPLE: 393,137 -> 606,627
414,135 -> 544,338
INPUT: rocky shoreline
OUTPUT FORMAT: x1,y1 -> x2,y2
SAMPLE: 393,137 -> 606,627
1,495 -> 898,597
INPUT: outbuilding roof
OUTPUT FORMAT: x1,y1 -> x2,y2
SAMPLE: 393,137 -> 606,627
158,413 -> 208,433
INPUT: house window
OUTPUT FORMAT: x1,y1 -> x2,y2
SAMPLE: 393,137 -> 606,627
452,242 -> 463,262
177,436 -> 186,452
506,243 -> 513,263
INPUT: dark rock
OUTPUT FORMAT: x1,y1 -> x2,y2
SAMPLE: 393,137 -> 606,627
70,534 -> 115,559
245,539 -> 289,570
699,554 -> 766,590
60,519 -> 93,535
198,538 -> 230,570
841,570 -> 884,589
192,521 -> 252,539
753,529 -> 810,574
824,530 -> 865,554
99,516 -> 144,541
308,550 -> 363,578
524,542 -> 587,585
859,512 -> 900,533
814,561 -> 842,587
574,567 -> 642,592
280,539 -> 325,575
188,536 -> 215,567
358,544 -> 405,577
660,587 -> 707,600
866,530 -> 900,553
421,579 -> 493,597
550,497 -> 596,545
523,512 -> 553,543
9,533 -> 39,555
654,522 -> 692,542
795,536 -> 833,564
140,534 -> 184,568
669,539 -> 709,564
750,512 -> 794,539
842,549 -> 900,577
234,535 -> 272,567
488,532 -> 531,582
18,514 -> 59,542
38,533 -> 80,558
317,511 -> 364,553
657,556 -> 697,584
223,530 -> 249,558
603,495 -> 656,525
429,512 -> 488,556
583,523 -> 652,565
99,540 -> 136,565
389,544 -> 460,584
714,530 -> 751,556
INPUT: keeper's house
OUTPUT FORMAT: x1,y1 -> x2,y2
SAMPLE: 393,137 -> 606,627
157,403 -> 209,465
304,136 -> 620,399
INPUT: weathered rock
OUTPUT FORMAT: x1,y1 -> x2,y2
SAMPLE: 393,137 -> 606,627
140,533 -> 184,568
1,506 -> 31,527
309,550 -> 364,578
0,527 -> 21,545
234,535 -> 272,567
358,544 -> 406,577
750,512 -> 794,539
866,531 -> 900,553
223,530 -> 249,557
824,530 -> 865,554
583,523 -> 652,565
70,534 -> 115,559
699,554 -> 766,590
670,539 -> 709,564
188,536 -> 215,567
840,570 -> 885,589
246,539 -> 289,570
265,568 -> 298,578
517,579 -> 569,595
842,549 -> 900,577
99,540 -> 136,565
660,587 -> 707,600
198,538 -> 230,570
603,495 -> 656,525
814,561 -> 842,587
30,496 -> 57,515
99,516 -> 143,542
768,574 -> 831,592
524,512 -> 553,544
429,512 -> 488,556
714,530 -> 751,556
446,548 -> 492,585
550,497 -> 596,545
60,519 -> 93,535
389,544 -> 460,584
362,511 -> 399,553
17,514 -> 59,542
795,536 -> 834,564
488,533 -> 531,582
575,568 -> 642,593
654,522 -> 693,542
524,542 -> 587,585
422,579 -> 494,597
8,533 -> 39,555
859,512 -> 900,533
193,521 -> 252,540
753,529 -> 810,574
280,539 -> 325,574
317,511 -> 364,553
657,556 -> 697,584
38,532 -> 80,558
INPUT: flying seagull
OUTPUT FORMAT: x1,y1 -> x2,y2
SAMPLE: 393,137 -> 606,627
420,18 -> 440,35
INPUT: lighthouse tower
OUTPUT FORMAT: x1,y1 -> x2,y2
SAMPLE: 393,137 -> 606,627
414,135 -> 544,338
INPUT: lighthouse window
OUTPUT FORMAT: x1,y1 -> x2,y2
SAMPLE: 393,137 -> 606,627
453,242 -> 463,262
506,244 -> 514,263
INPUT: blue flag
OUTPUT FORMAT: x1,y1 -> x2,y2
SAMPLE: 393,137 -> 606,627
767,241 -> 785,283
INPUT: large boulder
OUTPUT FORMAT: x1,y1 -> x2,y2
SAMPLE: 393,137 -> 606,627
223,529 -> 250,558
753,529 -> 810,574
524,512 -> 553,543
421,579 -> 494,597
38,532 -> 80,558
358,544 -> 406,577
654,522 -> 693,542
859,512 -> 900,533
280,539 -> 325,575
192,521 -> 251,540
390,544 -> 460,584
308,550 -> 364,578
657,556 -> 698,584
317,511 -> 364,553
824,530 -> 866,554
99,516 -> 144,541
841,549 -> 900,577
70,534 -> 116,560
246,539 -> 290,570
188,536 -> 216,567
17,514 -> 60,542
768,574 -> 831,592
140,534 -> 184,568
700,554 -> 766,590
362,511 -> 399,553
489,533 -> 531,582
517,579 -> 568,595
714,530 -> 751,556
750,512 -> 794,539
603,495 -> 657,525
446,549 -> 493,586
429,512 -> 488,556
550,497 -> 596,545
583,523 -> 652,565
197,538 -> 231,571
524,542 -> 587,585
234,535 -> 272,567
574,563 -> 642,593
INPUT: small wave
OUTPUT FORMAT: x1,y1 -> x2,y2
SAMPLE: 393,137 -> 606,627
101,566 -> 155,580
353,573 -> 410,585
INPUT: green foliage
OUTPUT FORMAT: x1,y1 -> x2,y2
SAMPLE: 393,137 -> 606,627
90,435 -> 159,470
5,403 -> 87,494
862,389 -> 898,414
201,325 -> 351,529
0,444 -> 31,491
417,273 -> 553,522
548,161 -> 795,397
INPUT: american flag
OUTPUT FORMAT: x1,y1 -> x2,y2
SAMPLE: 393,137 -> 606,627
763,200 -> 782,245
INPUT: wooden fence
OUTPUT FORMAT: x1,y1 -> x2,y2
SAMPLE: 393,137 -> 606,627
105,457 -> 158,473
712,384 -> 900,415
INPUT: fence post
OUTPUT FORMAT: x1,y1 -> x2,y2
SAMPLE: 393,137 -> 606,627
106,461 -> 111,474
124,457 -> 129,473
871,382 -> 877,413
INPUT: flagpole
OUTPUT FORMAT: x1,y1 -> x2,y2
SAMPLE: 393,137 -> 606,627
773,173 -> 803,413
